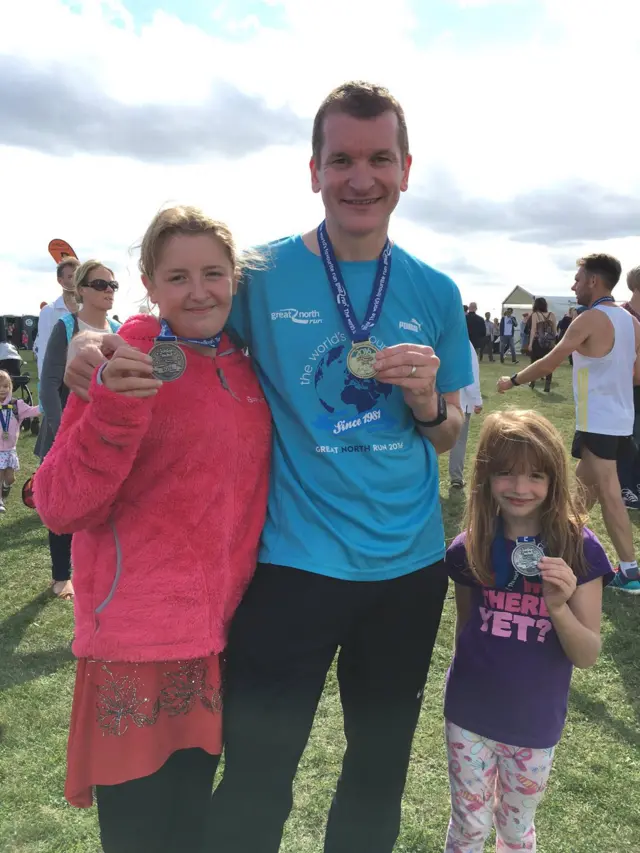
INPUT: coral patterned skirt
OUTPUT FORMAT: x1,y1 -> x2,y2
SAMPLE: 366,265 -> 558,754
65,654 -> 223,807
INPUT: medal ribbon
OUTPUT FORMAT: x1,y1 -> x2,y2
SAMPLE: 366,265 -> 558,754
0,404 -> 13,436
590,296 -> 615,309
157,319 -> 221,349
491,524 -> 542,589
317,220 -> 392,342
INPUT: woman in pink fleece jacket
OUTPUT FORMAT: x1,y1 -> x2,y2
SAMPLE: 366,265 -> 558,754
34,206 -> 271,853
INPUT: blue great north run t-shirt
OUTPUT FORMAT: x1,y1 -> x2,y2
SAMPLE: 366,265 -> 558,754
228,235 -> 472,581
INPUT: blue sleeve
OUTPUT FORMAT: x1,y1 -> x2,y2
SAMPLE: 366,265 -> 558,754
434,276 -> 474,394
226,273 -> 252,349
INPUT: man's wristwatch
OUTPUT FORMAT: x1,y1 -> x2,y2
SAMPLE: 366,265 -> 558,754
412,393 -> 448,427
510,373 -> 520,386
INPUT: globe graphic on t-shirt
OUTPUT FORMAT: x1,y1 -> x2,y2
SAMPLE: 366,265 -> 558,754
314,344 -> 392,415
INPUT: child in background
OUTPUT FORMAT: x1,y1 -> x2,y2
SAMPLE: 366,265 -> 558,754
0,370 -> 40,514
443,410 -> 612,852
449,341 -> 483,489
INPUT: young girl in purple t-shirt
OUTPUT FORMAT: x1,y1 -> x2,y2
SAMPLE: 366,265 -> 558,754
444,409 -> 612,853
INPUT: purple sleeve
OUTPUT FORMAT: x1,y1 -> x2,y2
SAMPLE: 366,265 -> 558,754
579,528 -> 615,586
445,533 -> 477,587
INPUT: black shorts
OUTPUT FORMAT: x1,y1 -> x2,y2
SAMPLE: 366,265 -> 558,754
571,431 -> 635,461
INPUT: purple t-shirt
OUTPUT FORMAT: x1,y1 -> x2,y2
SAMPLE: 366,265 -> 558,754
445,528 -> 613,749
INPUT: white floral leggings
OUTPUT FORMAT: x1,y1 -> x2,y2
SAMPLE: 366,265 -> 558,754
444,720 -> 555,852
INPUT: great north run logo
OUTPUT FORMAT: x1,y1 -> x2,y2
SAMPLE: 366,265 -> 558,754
271,308 -> 323,325
399,318 -> 422,332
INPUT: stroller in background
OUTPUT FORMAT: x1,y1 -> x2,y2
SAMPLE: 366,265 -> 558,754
0,342 -> 39,436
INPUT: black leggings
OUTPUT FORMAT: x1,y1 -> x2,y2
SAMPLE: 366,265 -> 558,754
48,531 -> 72,582
96,747 -> 219,853
530,341 -> 553,383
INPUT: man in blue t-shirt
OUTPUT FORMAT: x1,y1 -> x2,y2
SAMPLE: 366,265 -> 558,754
211,82 -> 472,853
64,81 -> 472,853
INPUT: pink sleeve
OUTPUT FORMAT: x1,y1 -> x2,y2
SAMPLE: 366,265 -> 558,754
16,400 -> 41,422
34,373 -> 155,534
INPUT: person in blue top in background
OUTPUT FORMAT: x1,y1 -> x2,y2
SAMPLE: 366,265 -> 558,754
63,80 -> 473,853
210,80 -> 472,853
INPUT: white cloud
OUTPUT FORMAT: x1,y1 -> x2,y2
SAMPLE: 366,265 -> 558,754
0,0 -> 639,321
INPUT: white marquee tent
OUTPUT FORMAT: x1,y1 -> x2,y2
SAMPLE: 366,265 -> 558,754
501,286 -> 578,330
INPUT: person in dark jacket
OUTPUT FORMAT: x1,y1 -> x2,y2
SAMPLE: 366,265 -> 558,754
619,267 -> 640,509
466,302 -> 486,354
36,260 -> 120,600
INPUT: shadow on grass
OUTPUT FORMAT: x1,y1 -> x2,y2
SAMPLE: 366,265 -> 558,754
569,689 -> 640,750
0,510 -> 46,551
570,592 -> 640,750
0,591 -> 73,691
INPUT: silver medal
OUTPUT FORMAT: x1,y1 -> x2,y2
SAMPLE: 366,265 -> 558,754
149,342 -> 187,382
511,542 -> 544,577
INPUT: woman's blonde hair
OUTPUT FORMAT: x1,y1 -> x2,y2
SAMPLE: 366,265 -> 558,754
139,205 -> 254,281
73,260 -> 114,304
627,266 -> 640,293
464,409 -> 587,585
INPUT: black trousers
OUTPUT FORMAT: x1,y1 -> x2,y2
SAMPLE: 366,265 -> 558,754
48,531 -> 72,582
478,336 -> 494,361
210,561 -> 449,853
97,747 -> 219,853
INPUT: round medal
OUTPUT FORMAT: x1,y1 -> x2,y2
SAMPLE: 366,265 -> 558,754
511,542 -> 544,577
2,431 -> 9,441
347,341 -> 378,379
149,342 -> 187,382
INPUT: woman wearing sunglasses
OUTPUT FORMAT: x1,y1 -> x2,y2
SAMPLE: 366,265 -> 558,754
36,260 -> 121,600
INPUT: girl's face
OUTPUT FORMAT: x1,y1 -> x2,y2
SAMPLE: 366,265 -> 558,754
490,467 -> 550,522
0,377 -> 12,400
144,234 -> 235,340
80,266 -> 116,312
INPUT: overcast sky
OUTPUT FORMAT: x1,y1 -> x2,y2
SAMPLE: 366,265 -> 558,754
1,0 -> 639,317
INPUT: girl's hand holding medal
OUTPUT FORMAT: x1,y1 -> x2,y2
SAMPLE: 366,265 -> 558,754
102,345 -> 163,398
538,556 -> 578,613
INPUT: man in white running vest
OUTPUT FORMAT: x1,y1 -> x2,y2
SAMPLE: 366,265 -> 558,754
497,253 -> 640,594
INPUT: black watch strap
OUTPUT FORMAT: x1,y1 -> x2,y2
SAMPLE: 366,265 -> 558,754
413,393 -> 447,427
510,373 -> 520,386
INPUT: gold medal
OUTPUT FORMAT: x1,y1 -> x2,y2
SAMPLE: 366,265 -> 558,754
347,341 -> 378,379
2,431 -> 9,441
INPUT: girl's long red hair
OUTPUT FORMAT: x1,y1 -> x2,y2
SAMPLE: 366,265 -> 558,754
464,409 -> 587,586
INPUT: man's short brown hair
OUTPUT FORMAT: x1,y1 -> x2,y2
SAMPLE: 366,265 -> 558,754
56,257 -> 80,280
577,253 -> 622,290
312,81 -> 409,165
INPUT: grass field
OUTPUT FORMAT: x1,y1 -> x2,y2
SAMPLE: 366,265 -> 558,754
0,351 -> 639,852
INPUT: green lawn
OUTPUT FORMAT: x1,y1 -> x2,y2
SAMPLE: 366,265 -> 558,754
0,352 -> 638,852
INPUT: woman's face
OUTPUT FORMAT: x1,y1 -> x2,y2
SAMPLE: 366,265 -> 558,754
80,266 -> 116,313
144,234 -> 235,340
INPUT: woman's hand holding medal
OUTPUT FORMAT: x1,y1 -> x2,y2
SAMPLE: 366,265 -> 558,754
66,332 -> 122,401
65,332 -> 162,400
538,556 -> 577,613
102,345 -> 162,398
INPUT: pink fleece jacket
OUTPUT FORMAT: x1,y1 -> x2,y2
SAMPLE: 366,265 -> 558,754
34,314 -> 271,663
0,397 -> 41,452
